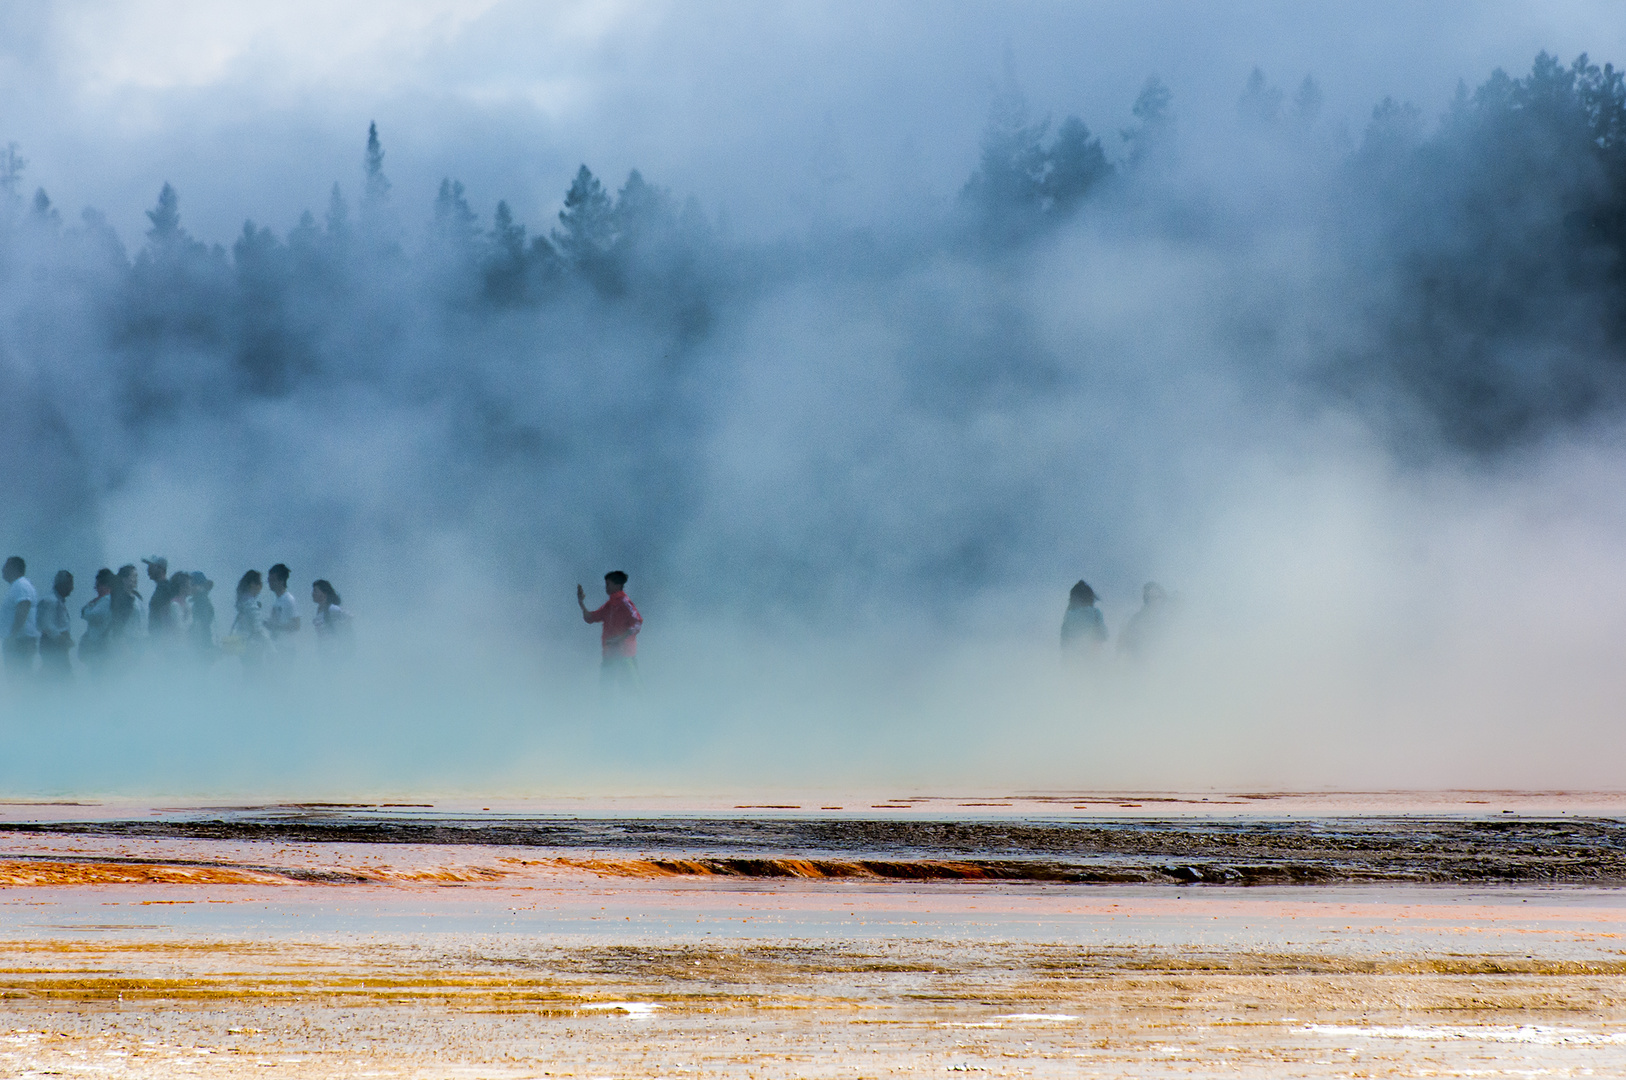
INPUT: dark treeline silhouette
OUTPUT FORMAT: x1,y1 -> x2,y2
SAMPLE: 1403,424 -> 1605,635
1337,53 -> 1626,450
1,52 -> 1623,615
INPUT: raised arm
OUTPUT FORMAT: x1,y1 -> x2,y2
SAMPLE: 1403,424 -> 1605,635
577,584 -> 603,623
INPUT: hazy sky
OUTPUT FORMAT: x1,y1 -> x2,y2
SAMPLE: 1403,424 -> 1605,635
2,1 -> 1624,245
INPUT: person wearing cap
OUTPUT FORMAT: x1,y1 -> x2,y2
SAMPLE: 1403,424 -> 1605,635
1,556 -> 39,679
1060,579 -> 1107,656
35,570 -> 74,680
186,571 -> 217,658
143,556 -> 175,636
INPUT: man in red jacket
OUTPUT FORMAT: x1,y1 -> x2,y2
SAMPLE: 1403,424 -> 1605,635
577,570 -> 643,687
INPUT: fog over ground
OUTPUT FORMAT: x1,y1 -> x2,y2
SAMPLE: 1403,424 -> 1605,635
2,2 -> 1626,796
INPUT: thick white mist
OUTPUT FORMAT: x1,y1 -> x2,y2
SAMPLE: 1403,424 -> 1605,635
5,33 -> 1626,799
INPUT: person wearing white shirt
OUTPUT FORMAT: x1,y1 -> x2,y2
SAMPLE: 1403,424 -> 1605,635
1,556 -> 39,678
310,579 -> 353,663
264,563 -> 301,658
231,569 -> 271,670
78,568 -> 114,671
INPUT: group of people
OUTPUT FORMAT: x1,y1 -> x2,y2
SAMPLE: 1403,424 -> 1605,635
1,554 -> 352,681
5,557 -> 1156,685
1061,579 -> 1172,659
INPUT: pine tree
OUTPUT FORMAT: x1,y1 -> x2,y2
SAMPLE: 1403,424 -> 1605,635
432,178 -> 478,248
553,165 -> 614,272
962,82 -> 1049,222
1293,76 -> 1324,127
30,188 -> 60,226
364,122 -> 390,203
1122,76 -> 1174,166
484,200 -> 529,303
1238,68 -> 1284,126
1044,117 -> 1111,213
325,183 -> 350,237
0,143 -> 26,198
490,199 -> 525,260
145,183 -> 183,243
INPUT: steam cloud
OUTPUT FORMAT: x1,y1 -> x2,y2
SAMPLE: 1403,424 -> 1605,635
2,45 -> 1626,796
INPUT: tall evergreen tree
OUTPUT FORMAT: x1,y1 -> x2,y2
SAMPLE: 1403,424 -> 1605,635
1238,67 -> 1284,125
553,165 -> 615,274
1044,116 -> 1111,213
325,183 -> 350,237
145,183 -> 183,243
364,122 -> 390,203
484,199 -> 528,303
1293,75 -> 1325,127
1122,76 -> 1174,166
0,143 -> 24,199
432,178 -> 479,248
961,80 -> 1049,235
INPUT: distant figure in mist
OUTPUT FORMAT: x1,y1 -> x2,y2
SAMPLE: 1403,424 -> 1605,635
1118,582 -> 1171,659
78,568 -> 114,671
230,569 -> 270,667
1060,580 -> 1107,656
159,572 -> 193,650
143,556 -> 175,636
109,564 -> 146,655
578,571 -> 643,688
310,579 -> 353,662
35,571 -> 74,680
187,571 -> 216,658
264,563 -> 301,658
1,556 -> 39,678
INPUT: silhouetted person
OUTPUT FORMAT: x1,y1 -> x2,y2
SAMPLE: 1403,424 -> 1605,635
310,579 -> 353,662
1,556 -> 38,679
78,568 -> 114,671
108,564 -> 146,660
231,569 -> 270,668
1118,581 -> 1170,659
35,570 -> 74,680
1060,579 -> 1107,656
143,556 -> 174,635
155,572 -> 193,652
578,570 -> 643,688
187,571 -> 216,658
265,563 -> 300,658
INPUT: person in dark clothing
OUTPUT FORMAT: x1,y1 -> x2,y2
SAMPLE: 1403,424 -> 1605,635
187,571 -> 216,658
108,564 -> 145,663
143,556 -> 174,635
35,570 -> 74,679
1060,579 -> 1107,656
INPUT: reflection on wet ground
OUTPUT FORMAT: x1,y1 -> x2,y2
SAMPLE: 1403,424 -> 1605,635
2,796 -> 1626,1076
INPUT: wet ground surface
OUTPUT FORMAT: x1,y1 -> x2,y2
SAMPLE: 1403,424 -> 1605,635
3,798 -> 1626,884
2,795 -> 1626,1076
